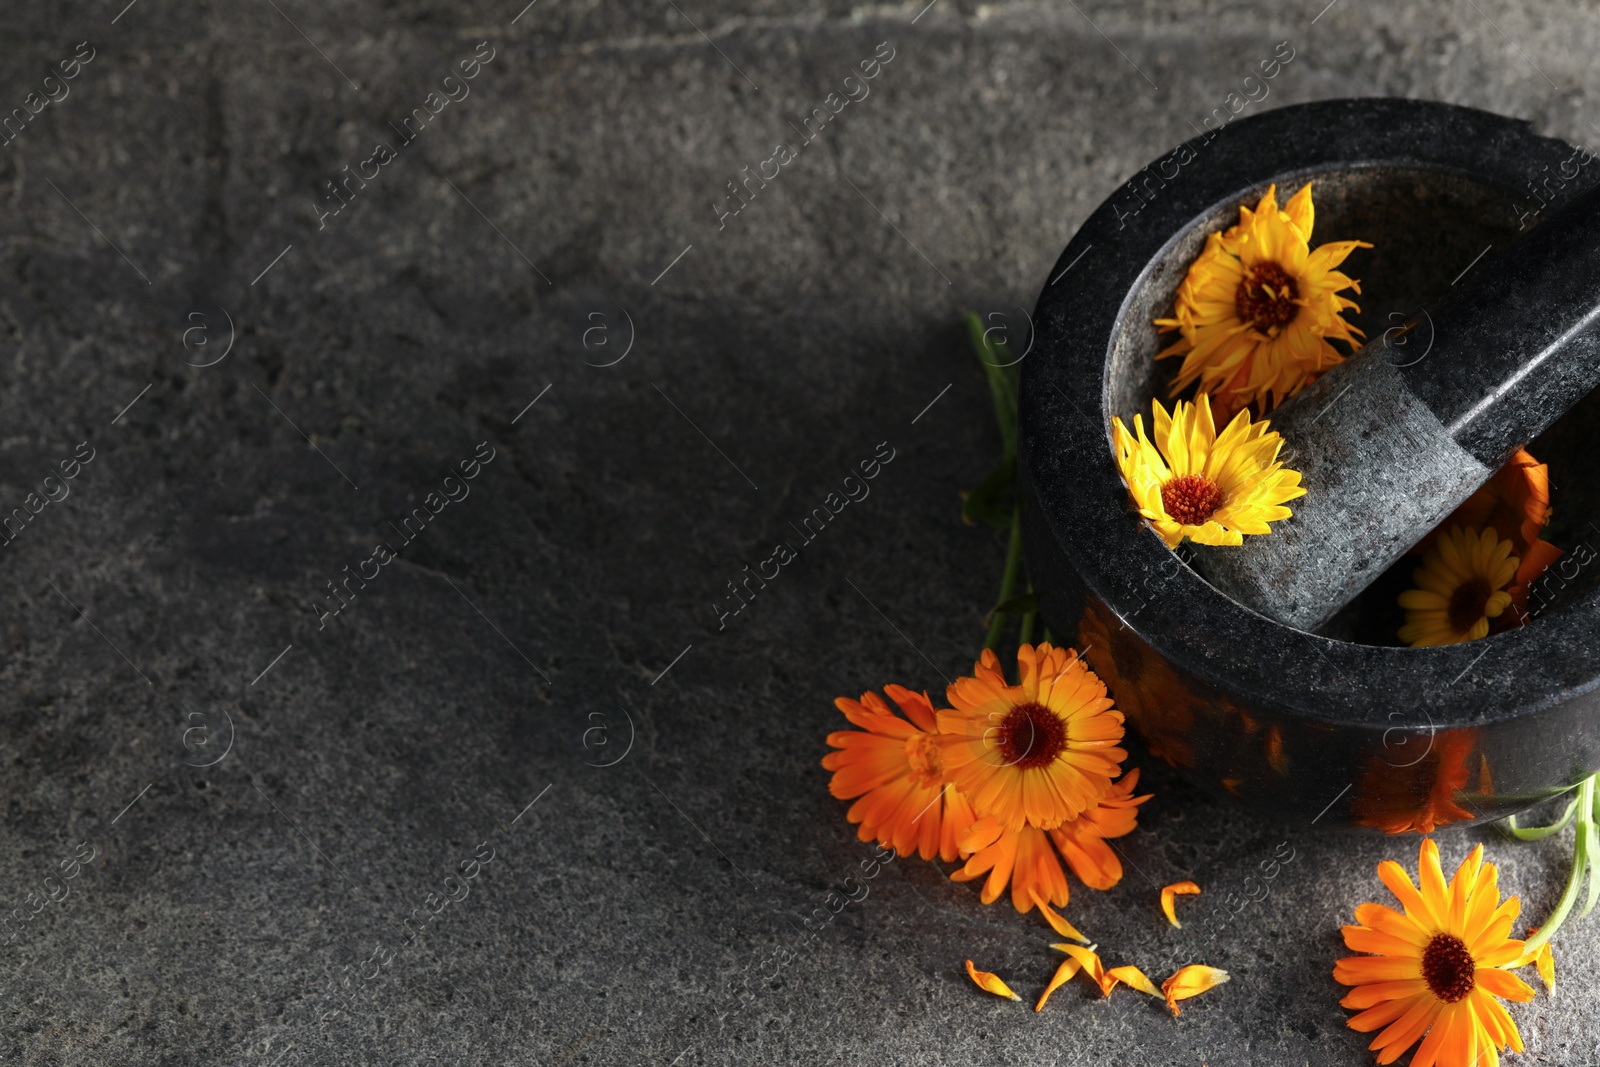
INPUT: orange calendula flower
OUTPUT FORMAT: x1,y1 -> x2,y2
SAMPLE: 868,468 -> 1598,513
1350,729 -> 1475,836
1417,448 -> 1562,627
1047,768 -> 1150,889
953,769 -> 1150,912
1471,449 -> 1562,625
1162,964 -> 1231,1017
1335,839 -> 1534,1067
1155,182 -> 1371,419
953,818 -> 1070,911
965,959 -> 1021,1001
1161,880 -> 1202,927
823,684 -> 975,861
938,643 -> 1127,832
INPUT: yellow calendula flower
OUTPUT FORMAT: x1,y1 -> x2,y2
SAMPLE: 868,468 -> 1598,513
1155,183 -> 1371,420
1398,526 -> 1518,647
1111,393 -> 1305,548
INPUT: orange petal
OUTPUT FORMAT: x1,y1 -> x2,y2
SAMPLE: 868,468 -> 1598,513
1107,965 -> 1161,997
1162,964 -> 1230,1017
1032,892 -> 1090,944
965,959 -> 1021,1001
1161,880 -> 1202,927
1035,956 -> 1084,1012
1473,966 -> 1535,1003
1053,943 -> 1109,993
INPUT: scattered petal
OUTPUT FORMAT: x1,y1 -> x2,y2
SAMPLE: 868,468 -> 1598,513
1053,943 -> 1112,995
965,959 -> 1021,1001
1035,955 -> 1085,1012
1033,892 -> 1091,943
1162,964 -> 1231,1016
1161,880 -> 1202,927
1520,936 -> 1555,994
1107,965 -> 1162,997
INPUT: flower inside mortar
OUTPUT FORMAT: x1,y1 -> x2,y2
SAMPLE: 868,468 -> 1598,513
1335,838 -> 1534,1067
1415,448 -> 1562,628
1398,526 -> 1519,647
1111,392 -> 1306,547
1154,182 -> 1371,419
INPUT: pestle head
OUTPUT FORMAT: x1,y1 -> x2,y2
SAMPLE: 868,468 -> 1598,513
1190,184 -> 1600,632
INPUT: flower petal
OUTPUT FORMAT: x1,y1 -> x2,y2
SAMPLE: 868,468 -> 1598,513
1161,964 -> 1229,1017
1107,964 -> 1161,997
965,959 -> 1021,1001
1160,880 -> 1202,927
1034,956 -> 1082,1012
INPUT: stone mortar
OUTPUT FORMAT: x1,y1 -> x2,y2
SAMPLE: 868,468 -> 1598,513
1022,98 -> 1600,829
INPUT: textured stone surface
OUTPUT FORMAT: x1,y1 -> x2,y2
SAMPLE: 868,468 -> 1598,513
0,1 -> 1595,1065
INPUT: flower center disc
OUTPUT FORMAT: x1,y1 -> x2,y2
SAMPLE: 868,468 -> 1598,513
1236,261 -> 1301,334
904,732 -> 943,788
1447,578 -> 1492,633
1161,474 -> 1227,527
1420,932 -> 1476,1003
995,703 -> 1066,770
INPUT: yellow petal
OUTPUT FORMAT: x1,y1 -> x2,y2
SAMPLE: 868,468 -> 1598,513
1035,956 -> 1084,1012
1520,939 -> 1555,993
1033,892 -> 1091,944
1107,964 -> 1162,997
1162,964 -> 1231,1016
965,959 -> 1021,1001
1161,880 -> 1202,927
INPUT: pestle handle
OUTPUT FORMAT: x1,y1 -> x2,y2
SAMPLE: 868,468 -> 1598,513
1403,182 -> 1600,467
1188,180 -> 1600,632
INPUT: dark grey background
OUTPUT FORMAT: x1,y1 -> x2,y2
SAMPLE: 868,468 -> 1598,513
0,1 -> 1593,1064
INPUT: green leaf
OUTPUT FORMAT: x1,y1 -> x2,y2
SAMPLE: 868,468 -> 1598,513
991,592 -> 1038,616
966,312 -> 1020,460
962,457 -> 1015,528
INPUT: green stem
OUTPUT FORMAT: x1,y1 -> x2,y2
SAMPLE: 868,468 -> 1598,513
985,506 -> 1024,652
1462,785 -> 1578,805
1019,583 -> 1037,648
1521,774 -> 1596,957
1506,798 -> 1579,841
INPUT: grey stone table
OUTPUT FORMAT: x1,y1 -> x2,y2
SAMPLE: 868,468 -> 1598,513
0,1 -> 1595,1064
